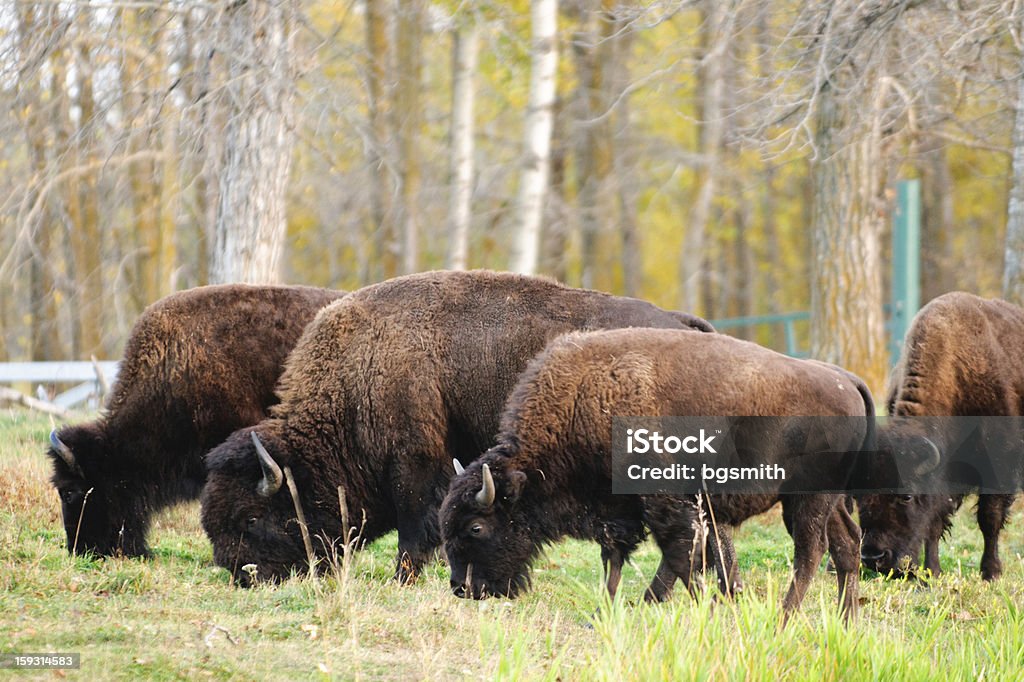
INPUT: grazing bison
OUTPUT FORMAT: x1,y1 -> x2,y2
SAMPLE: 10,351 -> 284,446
857,292 -> 1024,580
46,284 -> 345,558
199,270 -> 715,586
440,328 -> 874,620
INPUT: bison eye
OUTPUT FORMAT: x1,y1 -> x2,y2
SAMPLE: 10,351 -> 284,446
246,517 -> 259,529
470,523 -> 483,536
900,495 -> 914,504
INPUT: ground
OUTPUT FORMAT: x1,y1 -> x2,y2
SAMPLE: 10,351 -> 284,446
2,411 -> 1024,680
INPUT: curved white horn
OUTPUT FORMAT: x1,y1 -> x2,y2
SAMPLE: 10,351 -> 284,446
913,437 -> 942,477
251,432 -> 283,497
476,463 -> 495,507
49,430 -> 77,471
453,458 -> 465,476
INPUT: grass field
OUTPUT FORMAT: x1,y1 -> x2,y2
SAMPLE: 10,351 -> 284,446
3,411 -> 1024,680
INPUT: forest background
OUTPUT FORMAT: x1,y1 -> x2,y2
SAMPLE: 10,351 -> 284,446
3,0 -> 1023,397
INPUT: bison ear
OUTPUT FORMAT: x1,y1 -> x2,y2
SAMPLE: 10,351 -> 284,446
507,470 -> 527,502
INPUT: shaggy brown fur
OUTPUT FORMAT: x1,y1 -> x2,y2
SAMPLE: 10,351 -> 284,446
858,292 -> 1024,580
198,270 -> 715,586
46,284 -> 344,557
440,328 -> 875,621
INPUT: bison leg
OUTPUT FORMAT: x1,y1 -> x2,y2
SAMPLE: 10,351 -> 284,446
706,526 -> 741,598
653,526 -> 741,600
643,496 -> 702,600
923,538 -> 940,577
977,493 -> 1014,581
598,518 -> 645,600
600,546 -> 624,599
644,557 -> 677,602
780,495 -> 831,622
394,517 -> 436,585
826,500 -> 860,622
394,500 -> 442,585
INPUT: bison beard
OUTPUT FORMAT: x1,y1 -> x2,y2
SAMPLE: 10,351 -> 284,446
44,284 -> 344,558
857,292 -> 1024,581
199,270 -> 715,587
440,328 -> 875,622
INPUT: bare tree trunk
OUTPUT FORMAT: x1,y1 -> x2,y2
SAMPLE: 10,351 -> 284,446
67,8 -> 104,358
918,136 -> 953,302
190,6 -> 221,287
396,0 -> 423,274
753,6 -> 781,317
1004,52 -> 1024,305
574,0 -> 615,290
680,1 -> 731,313
611,15 -> 640,298
17,3 -> 61,360
365,0 -> 395,280
809,82 -> 888,395
211,0 -> 295,284
158,21 -> 180,294
735,186 -> 755,339
509,0 -> 558,275
541,97 -> 569,282
121,6 -> 173,308
446,22 -> 479,270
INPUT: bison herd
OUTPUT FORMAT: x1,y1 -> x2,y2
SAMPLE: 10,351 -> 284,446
44,271 -> 1024,622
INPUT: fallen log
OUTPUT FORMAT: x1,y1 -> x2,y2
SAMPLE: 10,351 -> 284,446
0,386 -> 75,420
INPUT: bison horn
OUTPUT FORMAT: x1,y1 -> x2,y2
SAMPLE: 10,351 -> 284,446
251,432 -> 283,497
50,430 -> 77,470
913,437 -> 942,477
453,458 -> 465,476
476,463 -> 495,508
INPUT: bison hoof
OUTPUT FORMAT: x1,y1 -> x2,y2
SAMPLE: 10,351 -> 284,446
394,563 -> 420,586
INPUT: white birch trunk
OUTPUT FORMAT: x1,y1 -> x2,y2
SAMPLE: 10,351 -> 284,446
509,0 -> 558,275
211,1 -> 294,285
446,22 -> 479,271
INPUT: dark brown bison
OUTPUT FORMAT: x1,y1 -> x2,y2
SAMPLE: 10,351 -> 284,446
46,284 -> 345,558
857,292 -> 1024,580
440,328 -> 875,620
198,270 -> 715,586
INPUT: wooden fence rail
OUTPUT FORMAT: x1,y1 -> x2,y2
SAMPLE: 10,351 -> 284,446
0,361 -> 119,413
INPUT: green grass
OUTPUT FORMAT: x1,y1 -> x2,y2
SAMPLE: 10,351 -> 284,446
2,411 -> 1024,680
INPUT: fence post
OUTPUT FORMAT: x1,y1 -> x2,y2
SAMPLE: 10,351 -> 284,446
890,179 -> 921,365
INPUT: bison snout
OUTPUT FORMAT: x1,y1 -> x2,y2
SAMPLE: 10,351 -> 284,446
860,545 -> 892,572
860,547 -> 887,562
450,578 -> 488,600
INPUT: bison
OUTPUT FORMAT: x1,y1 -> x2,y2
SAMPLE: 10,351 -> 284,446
857,292 -> 1024,580
198,269 -> 715,586
440,328 -> 875,620
46,284 -> 345,558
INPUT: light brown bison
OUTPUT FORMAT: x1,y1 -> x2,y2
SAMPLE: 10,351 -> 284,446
199,270 -> 715,586
46,284 -> 345,557
441,328 -> 875,621
858,292 -> 1024,580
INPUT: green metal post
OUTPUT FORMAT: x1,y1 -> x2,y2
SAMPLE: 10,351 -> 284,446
890,179 -> 921,364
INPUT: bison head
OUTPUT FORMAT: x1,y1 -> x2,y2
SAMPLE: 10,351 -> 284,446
856,425 -> 947,577
201,427 -> 327,587
46,426 -> 149,558
440,456 -> 533,599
